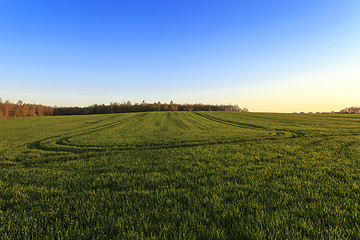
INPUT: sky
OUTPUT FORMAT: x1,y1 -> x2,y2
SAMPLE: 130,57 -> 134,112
0,0 -> 359,112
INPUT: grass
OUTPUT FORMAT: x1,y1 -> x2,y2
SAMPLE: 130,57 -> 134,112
1,111 -> 360,239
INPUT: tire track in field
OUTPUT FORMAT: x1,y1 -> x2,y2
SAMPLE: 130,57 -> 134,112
181,112 -> 216,130
60,112 -> 151,148
194,112 -> 269,130
25,111 -> 286,159
23,135 -> 287,166
20,132 -> 360,166
27,111 -> 285,154
193,112 -> 302,138
27,113 -> 148,153
25,111 -> 356,166
21,111 -> 287,165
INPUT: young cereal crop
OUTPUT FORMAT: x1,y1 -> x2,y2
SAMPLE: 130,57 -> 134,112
1,111 -> 360,239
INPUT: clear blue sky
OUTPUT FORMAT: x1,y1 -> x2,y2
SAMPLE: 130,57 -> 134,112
1,0 -> 359,112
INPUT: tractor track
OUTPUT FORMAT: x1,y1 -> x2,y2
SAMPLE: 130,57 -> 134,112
14,112 -> 360,166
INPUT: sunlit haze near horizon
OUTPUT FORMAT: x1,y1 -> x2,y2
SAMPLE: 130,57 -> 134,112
1,0 -> 359,112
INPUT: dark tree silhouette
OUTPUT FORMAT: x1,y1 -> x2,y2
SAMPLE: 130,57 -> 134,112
52,101 -> 249,116
0,98 -> 248,118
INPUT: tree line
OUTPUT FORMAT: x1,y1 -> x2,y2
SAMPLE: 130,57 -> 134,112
0,98 -> 249,118
0,99 -> 53,118
53,101 -> 249,115
339,107 -> 360,114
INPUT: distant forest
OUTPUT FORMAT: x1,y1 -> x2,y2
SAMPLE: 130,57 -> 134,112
2,98 -> 360,118
339,107 -> 360,114
53,101 -> 249,115
0,98 -> 248,118
0,99 -> 53,118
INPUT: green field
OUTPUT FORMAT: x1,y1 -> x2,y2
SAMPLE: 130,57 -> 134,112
1,111 -> 360,239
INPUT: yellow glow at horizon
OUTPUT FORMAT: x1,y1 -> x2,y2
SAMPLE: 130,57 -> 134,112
237,63 -> 360,113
